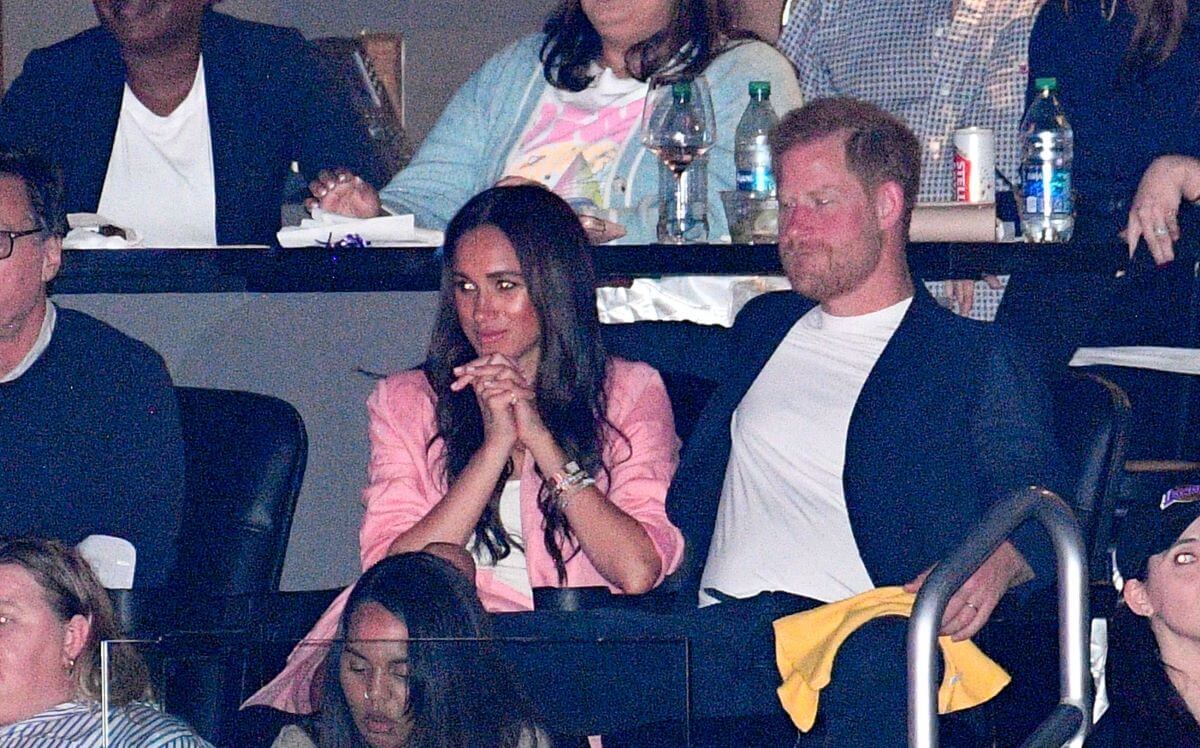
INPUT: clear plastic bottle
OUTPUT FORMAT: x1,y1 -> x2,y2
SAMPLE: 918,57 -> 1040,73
1019,77 -> 1074,242
735,81 -> 778,196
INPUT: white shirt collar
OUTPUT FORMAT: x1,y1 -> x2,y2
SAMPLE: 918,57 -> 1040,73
1,300 -> 56,383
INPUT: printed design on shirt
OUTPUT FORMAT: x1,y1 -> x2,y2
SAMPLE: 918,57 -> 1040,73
506,96 -> 645,207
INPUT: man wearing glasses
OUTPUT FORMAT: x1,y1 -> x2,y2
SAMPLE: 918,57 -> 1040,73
0,148 -> 185,589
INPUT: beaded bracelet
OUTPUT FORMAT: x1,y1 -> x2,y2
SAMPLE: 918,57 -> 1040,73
550,460 -> 596,510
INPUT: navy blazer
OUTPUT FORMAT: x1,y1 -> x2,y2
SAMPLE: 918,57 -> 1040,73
0,10 -> 386,246
616,285 -> 1065,605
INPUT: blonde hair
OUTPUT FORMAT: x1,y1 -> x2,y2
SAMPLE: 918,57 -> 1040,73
0,538 -> 149,705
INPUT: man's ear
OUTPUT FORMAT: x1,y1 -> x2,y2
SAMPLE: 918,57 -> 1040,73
1123,578 -> 1155,618
873,181 -> 905,232
40,236 -> 62,284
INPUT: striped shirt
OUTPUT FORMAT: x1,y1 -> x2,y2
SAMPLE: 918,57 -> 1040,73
777,0 -> 1040,200
0,701 -> 212,747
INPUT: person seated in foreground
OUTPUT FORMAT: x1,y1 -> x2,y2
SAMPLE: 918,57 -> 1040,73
0,0 -> 385,246
646,97 -> 1062,744
308,0 -> 801,243
0,147 -> 185,589
0,537 -> 211,746
246,185 -> 683,713
271,551 -> 548,748
1089,494 -> 1200,745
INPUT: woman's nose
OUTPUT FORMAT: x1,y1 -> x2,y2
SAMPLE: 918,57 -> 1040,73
472,291 -> 495,321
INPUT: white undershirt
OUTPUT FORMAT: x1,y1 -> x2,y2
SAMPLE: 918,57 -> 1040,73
97,57 -> 217,247
1,300 -> 55,383
700,297 -> 913,606
471,480 -> 532,598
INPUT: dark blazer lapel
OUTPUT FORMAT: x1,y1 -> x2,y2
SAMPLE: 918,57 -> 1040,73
200,11 -> 248,245
74,33 -> 125,212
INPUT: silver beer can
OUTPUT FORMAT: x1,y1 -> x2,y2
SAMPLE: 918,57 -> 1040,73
953,127 -> 995,203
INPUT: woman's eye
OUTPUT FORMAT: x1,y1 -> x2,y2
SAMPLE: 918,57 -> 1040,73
455,280 -> 477,292
389,664 -> 410,679
1175,551 -> 1196,564
497,279 -> 518,291
0,615 -> 9,625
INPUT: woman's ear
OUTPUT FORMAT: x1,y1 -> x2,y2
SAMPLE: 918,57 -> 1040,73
62,613 -> 92,664
1123,579 -> 1155,618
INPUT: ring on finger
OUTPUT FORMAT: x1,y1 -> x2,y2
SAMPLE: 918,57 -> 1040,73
965,601 -> 980,611
1154,225 -> 1170,236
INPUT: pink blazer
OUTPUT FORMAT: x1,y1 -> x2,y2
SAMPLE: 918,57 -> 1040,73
245,357 -> 683,713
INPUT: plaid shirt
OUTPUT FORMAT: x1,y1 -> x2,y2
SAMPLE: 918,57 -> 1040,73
778,0 -> 1041,200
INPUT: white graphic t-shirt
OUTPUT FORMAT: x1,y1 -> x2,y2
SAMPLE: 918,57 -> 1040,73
504,67 -> 647,210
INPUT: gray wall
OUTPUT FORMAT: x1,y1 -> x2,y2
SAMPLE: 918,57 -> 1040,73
4,0 -> 554,142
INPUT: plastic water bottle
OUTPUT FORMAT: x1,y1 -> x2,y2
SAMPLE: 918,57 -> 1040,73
1019,77 -> 1074,242
735,81 -> 778,196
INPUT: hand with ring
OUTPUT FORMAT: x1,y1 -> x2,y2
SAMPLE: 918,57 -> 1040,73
1123,154 -> 1200,265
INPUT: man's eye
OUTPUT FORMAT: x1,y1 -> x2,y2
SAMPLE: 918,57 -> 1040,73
455,280 -> 477,292
0,615 -> 9,624
1175,551 -> 1196,564
497,280 -> 518,291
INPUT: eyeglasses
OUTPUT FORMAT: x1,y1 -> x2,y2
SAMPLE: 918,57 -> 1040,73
0,227 -> 41,260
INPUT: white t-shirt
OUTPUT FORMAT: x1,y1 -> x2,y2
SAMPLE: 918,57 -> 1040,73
699,297 -> 913,605
97,57 -> 217,247
0,300 -> 54,383
471,480 -> 532,598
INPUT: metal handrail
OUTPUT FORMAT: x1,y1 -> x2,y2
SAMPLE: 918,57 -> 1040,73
907,487 -> 1091,748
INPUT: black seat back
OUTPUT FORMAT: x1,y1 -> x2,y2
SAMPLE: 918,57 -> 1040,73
1048,371 -> 1130,582
170,386 -> 307,596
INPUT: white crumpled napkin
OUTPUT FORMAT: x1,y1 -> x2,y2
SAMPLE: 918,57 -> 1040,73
63,213 -> 143,249
276,208 -> 443,248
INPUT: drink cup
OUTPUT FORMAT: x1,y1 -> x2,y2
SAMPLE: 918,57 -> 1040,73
954,127 -> 996,203
720,190 -> 778,244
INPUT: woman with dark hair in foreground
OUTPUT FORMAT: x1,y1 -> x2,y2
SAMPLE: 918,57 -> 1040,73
248,185 -> 682,714
272,552 -> 546,748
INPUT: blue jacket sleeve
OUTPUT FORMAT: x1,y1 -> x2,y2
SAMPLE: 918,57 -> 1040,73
969,326 -> 1066,588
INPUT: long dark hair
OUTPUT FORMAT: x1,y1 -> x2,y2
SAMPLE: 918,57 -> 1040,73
425,185 -> 623,584
315,553 -> 536,748
1064,0 -> 1190,70
1126,0 -> 1189,68
540,0 -> 744,91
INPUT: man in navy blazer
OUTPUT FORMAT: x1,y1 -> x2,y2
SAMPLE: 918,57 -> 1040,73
605,97 -> 1064,745
0,1 -> 385,246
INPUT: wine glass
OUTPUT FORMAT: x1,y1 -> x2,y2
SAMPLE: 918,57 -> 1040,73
641,76 -> 716,243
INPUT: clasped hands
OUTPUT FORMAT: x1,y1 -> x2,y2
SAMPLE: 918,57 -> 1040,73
450,353 -> 551,453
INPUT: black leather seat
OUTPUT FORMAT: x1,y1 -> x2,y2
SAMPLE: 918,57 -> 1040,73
123,387 -> 307,746
1048,371 -> 1131,582
170,386 -> 308,596
979,371 -> 1130,746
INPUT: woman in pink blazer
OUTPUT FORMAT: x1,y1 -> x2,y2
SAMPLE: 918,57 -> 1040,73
247,185 -> 683,714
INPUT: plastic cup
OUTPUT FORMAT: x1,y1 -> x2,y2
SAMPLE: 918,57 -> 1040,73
720,190 -> 778,244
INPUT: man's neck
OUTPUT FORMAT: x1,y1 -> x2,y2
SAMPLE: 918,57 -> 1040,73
122,36 -> 202,117
820,249 -> 916,317
0,298 -> 48,377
